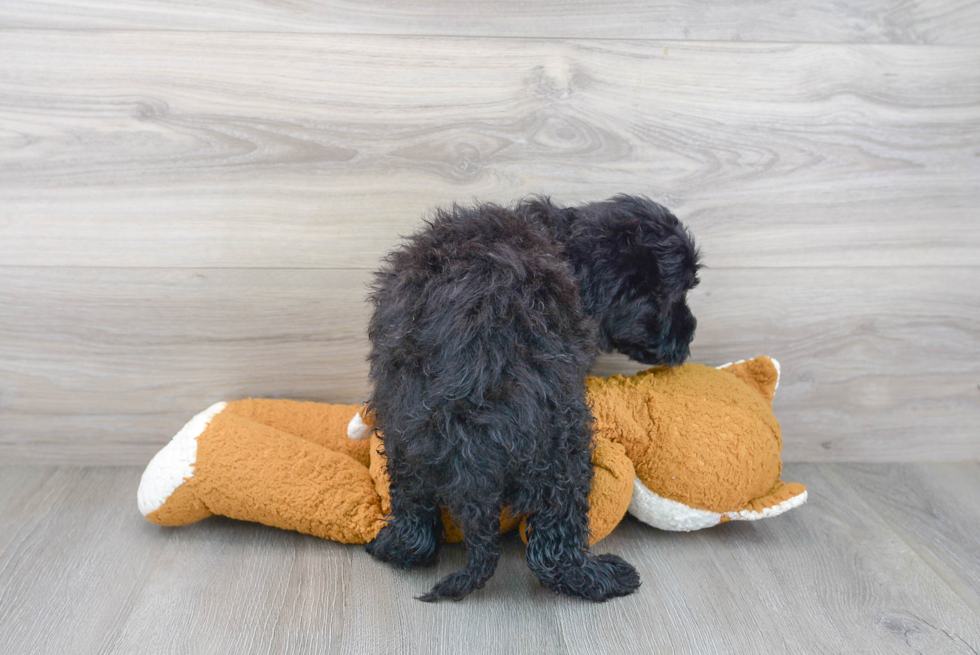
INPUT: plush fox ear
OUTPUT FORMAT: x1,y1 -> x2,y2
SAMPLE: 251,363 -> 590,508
347,407 -> 375,440
718,356 -> 780,404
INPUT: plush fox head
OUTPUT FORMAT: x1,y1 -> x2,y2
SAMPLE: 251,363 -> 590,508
586,356 -> 806,531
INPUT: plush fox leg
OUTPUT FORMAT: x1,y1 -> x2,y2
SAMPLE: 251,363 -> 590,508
138,403 -> 385,544
584,435 -> 635,545
223,398 -> 371,467
138,399 -> 634,547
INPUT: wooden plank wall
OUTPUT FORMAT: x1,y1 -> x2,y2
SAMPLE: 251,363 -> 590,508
1,3 -> 978,464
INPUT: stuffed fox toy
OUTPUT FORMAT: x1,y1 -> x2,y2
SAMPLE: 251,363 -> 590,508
138,356 -> 806,542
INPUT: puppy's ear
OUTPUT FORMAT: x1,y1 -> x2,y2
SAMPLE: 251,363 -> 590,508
620,228 -> 663,294
597,195 -> 699,296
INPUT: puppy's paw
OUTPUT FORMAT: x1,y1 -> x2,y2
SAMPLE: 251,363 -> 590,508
543,553 -> 641,602
365,521 -> 439,570
585,554 -> 641,601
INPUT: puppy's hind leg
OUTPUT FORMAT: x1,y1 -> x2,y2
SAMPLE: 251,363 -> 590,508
523,449 -> 641,601
366,480 -> 442,570
417,493 -> 502,602
525,512 -> 639,602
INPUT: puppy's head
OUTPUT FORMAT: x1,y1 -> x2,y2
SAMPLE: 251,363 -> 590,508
565,195 -> 700,367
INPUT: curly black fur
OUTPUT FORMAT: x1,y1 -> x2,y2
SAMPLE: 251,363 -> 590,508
364,195 -> 700,602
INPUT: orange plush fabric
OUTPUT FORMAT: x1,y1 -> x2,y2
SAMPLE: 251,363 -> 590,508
140,399 -> 632,545
138,355 -> 804,544
225,398 -> 371,467
587,357 -> 805,518
144,408 -> 386,543
368,431 -> 634,546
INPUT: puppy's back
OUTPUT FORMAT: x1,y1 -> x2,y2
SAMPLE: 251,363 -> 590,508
366,202 -> 594,443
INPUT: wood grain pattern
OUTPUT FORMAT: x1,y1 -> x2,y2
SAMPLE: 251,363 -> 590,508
0,468 -> 170,654
1,24 -> 977,462
1,1 -> 979,44
1,33 -> 978,269
1,465 -> 979,654
832,463 -> 980,614
2,266 -> 977,464
0,267 -> 374,464
0,465 -> 57,554
555,463 -> 980,654
110,516 -> 349,654
708,463 -> 980,653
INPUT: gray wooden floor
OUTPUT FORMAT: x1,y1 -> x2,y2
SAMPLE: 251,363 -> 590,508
0,464 -> 978,654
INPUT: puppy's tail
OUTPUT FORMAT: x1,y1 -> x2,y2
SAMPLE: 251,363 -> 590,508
417,501 -> 502,602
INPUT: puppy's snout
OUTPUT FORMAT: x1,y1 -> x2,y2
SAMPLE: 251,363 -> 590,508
674,341 -> 692,365
668,309 -> 695,366
672,306 -> 696,344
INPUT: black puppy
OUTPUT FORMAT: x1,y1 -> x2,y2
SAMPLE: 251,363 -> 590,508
365,195 -> 700,602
